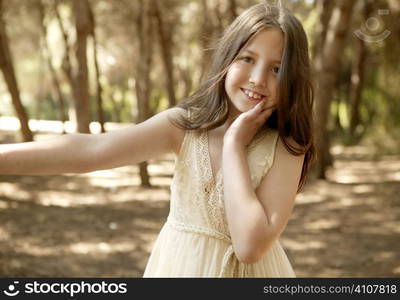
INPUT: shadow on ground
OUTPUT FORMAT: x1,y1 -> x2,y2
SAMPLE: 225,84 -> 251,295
0,135 -> 399,277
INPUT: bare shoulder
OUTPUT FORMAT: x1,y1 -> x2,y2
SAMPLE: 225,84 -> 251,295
165,107 -> 187,156
275,136 -> 305,165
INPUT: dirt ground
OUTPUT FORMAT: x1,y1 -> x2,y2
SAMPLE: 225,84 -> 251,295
0,131 -> 399,277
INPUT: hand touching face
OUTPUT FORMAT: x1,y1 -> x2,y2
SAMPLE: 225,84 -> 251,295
224,100 -> 276,147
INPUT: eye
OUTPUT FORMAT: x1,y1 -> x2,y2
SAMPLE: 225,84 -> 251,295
271,66 -> 280,74
240,56 -> 253,63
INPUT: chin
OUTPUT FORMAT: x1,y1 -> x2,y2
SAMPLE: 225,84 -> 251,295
229,104 -> 249,118
227,94 -> 254,114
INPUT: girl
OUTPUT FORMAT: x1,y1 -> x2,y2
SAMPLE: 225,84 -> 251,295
0,2 -> 315,277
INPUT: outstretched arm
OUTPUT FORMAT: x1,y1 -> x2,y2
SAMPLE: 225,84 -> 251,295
0,107 -> 184,175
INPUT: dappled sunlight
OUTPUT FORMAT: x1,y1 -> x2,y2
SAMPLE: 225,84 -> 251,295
0,160 -> 173,207
322,196 -> 383,211
0,227 -> 10,241
296,193 -> 325,204
147,163 -> 175,175
108,188 -> 170,203
1,140 -> 399,276
0,117 -> 131,135
359,221 -> 400,235
338,196 -> 379,207
360,212 -> 388,222
373,251 -> 397,261
329,168 -> 400,184
328,145 -> 400,184
300,179 -> 350,199
10,236 -> 156,259
283,145 -> 400,277
83,169 -> 142,189
282,239 -> 326,251
148,176 -> 173,187
304,219 -> 340,231
393,266 -> 400,275
69,242 -> 137,255
79,165 -> 173,189
351,184 -> 374,194
33,191 -> 103,207
297,256 -> 319,265
18,244 -> 58,257
382,223 -> 400,234
327,158 -> 400,184
318,269 -> 343,277
389,171 -> 400,181
0,183 -> 171,207
331,145 -> 370,157
0,182 -> 31,201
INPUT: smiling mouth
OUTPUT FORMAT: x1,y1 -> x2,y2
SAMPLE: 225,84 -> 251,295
241,88 -> 266,101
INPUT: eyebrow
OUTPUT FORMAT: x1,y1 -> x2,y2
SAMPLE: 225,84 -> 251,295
242,49 -> 282,64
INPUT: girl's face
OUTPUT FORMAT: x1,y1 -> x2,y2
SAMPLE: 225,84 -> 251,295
224,28 -> 284,119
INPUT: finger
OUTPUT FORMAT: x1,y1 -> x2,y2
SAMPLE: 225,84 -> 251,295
261,103 -> 277,112
253,100 -> 266,113
244,101 -> 264,120
257,106 -> 274,121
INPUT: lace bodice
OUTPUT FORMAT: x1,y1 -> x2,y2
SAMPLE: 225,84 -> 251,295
168,127 -> 280,238
143,119 -> 293,277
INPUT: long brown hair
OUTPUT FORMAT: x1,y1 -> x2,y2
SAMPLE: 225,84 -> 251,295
169,2 -> 315,192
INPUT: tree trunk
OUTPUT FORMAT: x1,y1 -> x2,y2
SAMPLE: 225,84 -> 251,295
313,0 -> 356,179
179,66 -> 192,98
312,0 -> 334,60
55,3 -> 73,86
134,0 -> 155,187
38,0 -> 67,133
109,93 -> 122,122
88,1 -> 106,133
349,37 -> 367,138
228,0 -> 238,23
0,0 -> 33,141
214,1 -> 223,35
199,0 -> 215,81
349,1 -> 371,138
73,0 -> 91,133
152,0 -> 176,107
54,2 -> 77,125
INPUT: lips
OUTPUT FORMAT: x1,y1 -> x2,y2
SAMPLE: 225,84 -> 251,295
241,88 -> 266,102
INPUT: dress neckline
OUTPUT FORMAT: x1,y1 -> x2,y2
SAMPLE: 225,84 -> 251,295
204,130 -> 222,185
202,128 -> 269,188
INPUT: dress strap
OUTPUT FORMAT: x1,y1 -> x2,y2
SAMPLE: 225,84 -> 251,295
245,129 -> 280,188
174,108 -> 195,162
262,131 -> 280,177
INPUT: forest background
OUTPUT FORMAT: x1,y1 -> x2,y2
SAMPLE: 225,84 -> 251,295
0,0 -> 399,277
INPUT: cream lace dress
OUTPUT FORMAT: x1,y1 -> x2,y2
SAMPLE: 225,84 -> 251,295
143,128 -> 296,277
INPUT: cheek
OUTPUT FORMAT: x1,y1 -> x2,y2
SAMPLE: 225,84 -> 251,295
226,65 -> 246,88
268,76 -> 279,94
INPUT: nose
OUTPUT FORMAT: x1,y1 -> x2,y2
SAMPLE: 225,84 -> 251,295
249,65 -> 267,87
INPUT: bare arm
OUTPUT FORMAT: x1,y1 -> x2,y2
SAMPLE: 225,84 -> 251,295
222,137 -> 304,264
0,133 -> 97,175
0,107 -> 185,175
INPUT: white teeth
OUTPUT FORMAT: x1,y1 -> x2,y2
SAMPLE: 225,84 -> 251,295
244,89 -> 262,99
